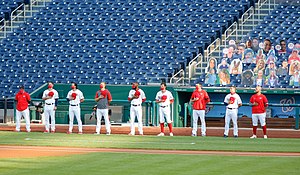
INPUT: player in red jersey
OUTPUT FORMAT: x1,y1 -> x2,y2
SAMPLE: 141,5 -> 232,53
190,84 -> 210,137
15,85 -> 31,132
249,85 -> 268,139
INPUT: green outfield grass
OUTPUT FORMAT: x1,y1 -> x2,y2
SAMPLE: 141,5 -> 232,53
1,152 -> 300,175
0,131 -> 300,152
1,131 -> 300,175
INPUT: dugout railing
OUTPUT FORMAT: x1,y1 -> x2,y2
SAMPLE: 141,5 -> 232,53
1,98 -> 175,127
184,102 -> 300,130
2,97 -> 299,129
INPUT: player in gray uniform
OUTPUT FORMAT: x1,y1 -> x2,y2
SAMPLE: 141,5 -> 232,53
94,82 -> 112,135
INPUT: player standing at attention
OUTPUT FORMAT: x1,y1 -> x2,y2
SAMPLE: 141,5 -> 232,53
15,85 -> 31,132
223,86 -> 242,138
156,82 -> 174,136
250,85 -> 268,139
128,82 -> 146,136
42,82 -> 59,133
190,84 -> 210,137
66,82 -> 84,134
94,82 -> 112,135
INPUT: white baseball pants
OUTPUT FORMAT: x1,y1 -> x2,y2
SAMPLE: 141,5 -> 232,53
252,113 -> 266,126
192,110 -> 206,136
224,108 -> 238,136
96,109 -> 111,134
68,106 -> 82,133
44,105 -> 56,132
129,106 -> 143,135
159,107 -> 172,123
15,108 -> 30,132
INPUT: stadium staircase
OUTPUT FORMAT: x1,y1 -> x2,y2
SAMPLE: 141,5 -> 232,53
0,0 -> 50,39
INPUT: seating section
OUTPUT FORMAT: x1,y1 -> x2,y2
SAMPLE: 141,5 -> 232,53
0,0 -> 25,21
247,4 -> 300,44
193,2 -> 300,89
0,0 -> 253,97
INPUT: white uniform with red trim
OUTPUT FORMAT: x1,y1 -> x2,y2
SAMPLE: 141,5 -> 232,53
224,93 -> 242,136
128,89 -> 146,135
155,90 -> 174,123
66,89 -> 84,133
42,89 -> 59,132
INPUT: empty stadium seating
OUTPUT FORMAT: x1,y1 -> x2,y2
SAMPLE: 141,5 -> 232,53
246,3 -> 300,44
0,0 -> 254,97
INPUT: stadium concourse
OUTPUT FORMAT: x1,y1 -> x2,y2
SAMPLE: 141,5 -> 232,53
0,122 -> 300,138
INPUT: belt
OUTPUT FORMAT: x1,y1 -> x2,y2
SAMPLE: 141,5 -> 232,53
227,108 -> 237,110
46,103 -> 54,105
70,104 -> 79,106
131,104 -> 141,107
160,105 -> 169,108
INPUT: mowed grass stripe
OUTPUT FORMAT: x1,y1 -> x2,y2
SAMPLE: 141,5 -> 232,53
0,152 -> 300,175
0,131 -> 300,152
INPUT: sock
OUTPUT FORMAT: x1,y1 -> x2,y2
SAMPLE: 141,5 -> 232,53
160,123 -> 164,133
253,126 -> 257,135
168,123 -> 173,133
262,125 -> 267,135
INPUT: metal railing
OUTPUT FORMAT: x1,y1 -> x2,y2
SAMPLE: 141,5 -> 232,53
223,22 -> 238,47
29,0 -> 47,17
2,97 -> 177,127
10,4 -> 26,29
183,102 -> 300,130
170,69 -> 185,85
188,53 -> 203,83
205,38 -> 221,61
0,18 -> 5,38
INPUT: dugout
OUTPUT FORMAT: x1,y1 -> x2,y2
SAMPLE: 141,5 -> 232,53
29,84 -> 300,127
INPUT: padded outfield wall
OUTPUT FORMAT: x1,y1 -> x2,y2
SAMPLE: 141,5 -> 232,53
30,84 -> 300,127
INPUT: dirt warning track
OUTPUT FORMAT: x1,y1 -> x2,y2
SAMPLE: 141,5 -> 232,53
1,145 -> 300,158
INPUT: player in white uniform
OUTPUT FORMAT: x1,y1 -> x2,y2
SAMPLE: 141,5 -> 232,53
66,82 -> 84,134
42,82 -> 59,133
156,82 -> 174,136
128,82 -> 146,136
223,86 -> 242,138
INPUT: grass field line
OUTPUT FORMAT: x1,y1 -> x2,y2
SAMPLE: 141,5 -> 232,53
22,137 -> 197,145
1,145 -> 300,157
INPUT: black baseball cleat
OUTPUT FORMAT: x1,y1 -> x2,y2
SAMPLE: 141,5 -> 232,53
224,134 -> 228,138
234,135 -> 238,138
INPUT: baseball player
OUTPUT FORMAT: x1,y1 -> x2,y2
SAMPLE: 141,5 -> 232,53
66,82 -> 84,134
128,82 -> 146,136
223,86 -> 242,138
94,82 -> 112,135
42,82 -> 59,133
15,85 -> 31,132
250,85 -> 268,139
156,82 -> 174,136
190,84 -> 210,137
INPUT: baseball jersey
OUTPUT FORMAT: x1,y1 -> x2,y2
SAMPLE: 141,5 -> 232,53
191,90 -> 210,110
42,89 -> 59,104
224,93 -> 242,109
66,89 -> 84,105
95,89 -> 112,109
155,90 -> 174,106
15,91 -> 31,111
128,89 -> 146,105
250,94 -> 268,113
